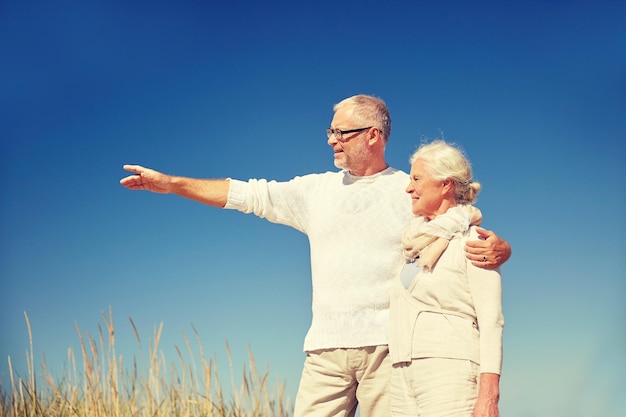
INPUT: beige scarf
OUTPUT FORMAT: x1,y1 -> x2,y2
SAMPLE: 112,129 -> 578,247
402,205 -> 483,271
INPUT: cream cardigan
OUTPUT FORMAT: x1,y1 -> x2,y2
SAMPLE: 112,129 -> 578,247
388,226 -> 504,374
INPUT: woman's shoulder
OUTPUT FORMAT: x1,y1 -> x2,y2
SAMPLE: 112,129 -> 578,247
463,225 -> 482,242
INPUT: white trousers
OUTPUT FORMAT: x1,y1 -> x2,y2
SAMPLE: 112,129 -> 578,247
391,358 -> 479,417
293,345 -> 391,417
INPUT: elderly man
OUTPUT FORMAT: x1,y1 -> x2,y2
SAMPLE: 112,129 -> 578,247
120,94 -> 511,417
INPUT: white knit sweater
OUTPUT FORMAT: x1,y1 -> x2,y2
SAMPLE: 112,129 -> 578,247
225,167 -> 412,351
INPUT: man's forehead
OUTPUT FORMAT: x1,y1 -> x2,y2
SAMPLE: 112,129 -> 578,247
332,106 -> 355,124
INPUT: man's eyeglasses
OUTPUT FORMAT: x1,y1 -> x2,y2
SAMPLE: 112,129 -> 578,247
326,126 -> 373,141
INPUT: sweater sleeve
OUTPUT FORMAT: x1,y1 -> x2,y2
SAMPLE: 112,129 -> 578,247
465,228 -> 504,374
224,177 -> 312,234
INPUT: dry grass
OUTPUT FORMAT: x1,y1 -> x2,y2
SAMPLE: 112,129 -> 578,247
1,308 -> 292,417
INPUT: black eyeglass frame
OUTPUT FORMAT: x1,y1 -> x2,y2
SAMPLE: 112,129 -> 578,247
326,126 -> 374,141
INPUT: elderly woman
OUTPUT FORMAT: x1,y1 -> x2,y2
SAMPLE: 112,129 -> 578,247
388,140 -> 504,417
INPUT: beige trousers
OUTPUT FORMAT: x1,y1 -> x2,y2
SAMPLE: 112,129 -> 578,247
391,357 -> 479,417
293,345 -> 391,417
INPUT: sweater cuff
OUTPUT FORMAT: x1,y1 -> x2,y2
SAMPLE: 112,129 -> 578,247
479,325 -> 503,374
224,179 -> 248,210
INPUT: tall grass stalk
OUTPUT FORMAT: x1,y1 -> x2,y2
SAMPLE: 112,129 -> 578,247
1,309 -> 292,417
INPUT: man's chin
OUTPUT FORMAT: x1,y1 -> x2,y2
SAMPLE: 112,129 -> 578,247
334,157 -> 347,170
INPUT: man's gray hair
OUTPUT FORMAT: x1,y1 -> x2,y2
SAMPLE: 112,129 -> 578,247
334,94 -> 391,142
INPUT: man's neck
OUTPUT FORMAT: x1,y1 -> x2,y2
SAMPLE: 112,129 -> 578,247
349,160 -> 389,177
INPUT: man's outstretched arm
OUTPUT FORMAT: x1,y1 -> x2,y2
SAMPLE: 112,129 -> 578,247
120,164 -> 230,208
465,227 -> 512,269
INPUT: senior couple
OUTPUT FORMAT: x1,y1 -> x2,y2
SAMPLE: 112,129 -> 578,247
120,94 -> 509,417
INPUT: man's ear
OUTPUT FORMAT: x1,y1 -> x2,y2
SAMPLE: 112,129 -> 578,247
368,127 -> 382,145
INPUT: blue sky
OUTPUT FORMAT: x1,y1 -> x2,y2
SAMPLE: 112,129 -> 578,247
1,0 -> 625,415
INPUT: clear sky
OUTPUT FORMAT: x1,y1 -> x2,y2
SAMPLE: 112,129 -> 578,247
1,0 -> 625,415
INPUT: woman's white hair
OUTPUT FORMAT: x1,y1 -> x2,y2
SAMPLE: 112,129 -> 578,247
410,140 -> 481,204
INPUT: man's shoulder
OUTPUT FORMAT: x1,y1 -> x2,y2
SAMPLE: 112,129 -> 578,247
386,166 -> 408,175
291,168 -> 409,184
384,167 -> 409,180
292,170 -> 343,180
283,170 -> 344,188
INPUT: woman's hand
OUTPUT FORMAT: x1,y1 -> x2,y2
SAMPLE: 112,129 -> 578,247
473,373 -> 500,417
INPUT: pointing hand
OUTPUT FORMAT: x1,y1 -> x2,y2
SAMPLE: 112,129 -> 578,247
120,165 -> 172,194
